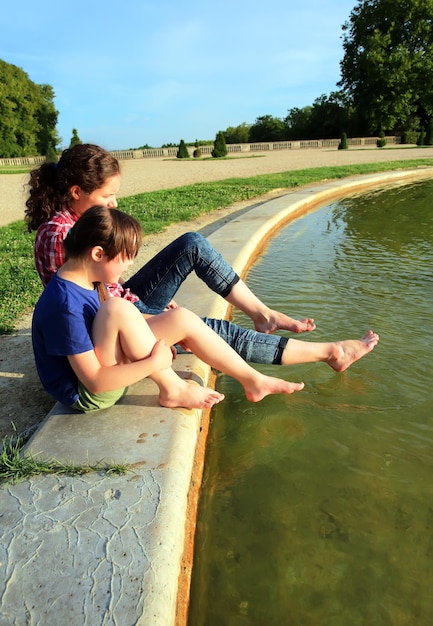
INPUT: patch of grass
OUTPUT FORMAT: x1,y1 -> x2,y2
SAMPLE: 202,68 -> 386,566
0,221 -> 41,333
0,166 -> 32,175
1,159 -> 432,334
0,429 -> 129,484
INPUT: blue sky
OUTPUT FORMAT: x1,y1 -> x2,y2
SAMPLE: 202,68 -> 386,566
0,0 -> 356,151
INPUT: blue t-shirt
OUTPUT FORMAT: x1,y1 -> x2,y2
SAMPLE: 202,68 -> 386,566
32,274 -> 100,407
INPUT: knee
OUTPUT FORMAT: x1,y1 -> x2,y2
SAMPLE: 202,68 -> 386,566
169,306 -> 198,325
180,231 -> 206,250
100,296 -> 140,321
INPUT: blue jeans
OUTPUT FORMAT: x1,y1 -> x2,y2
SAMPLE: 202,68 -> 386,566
124,232 -> 288,365
124,232 -> 240,313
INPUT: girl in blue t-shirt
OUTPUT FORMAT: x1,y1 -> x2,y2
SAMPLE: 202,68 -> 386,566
32,206 -> 379,412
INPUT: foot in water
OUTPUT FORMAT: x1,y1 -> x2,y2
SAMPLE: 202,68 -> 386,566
328,330 -> 379,372
244,374 -> 305,403
254,309 -> 316,335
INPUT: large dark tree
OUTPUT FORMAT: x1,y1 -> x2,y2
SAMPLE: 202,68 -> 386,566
0,59 -> 59,157
248,115 -> 286,143
35,84 -> 59,156
339,0 -> 433,134
285,92 -> 358,141
308,92 -> 357,139
284,106 -> 313,141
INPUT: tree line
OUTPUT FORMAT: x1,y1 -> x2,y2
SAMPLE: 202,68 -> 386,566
223,93 -> 356,146
1,0 -> 433,158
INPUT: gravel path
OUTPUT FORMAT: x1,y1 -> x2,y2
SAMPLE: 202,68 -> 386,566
2,145 -> 433,227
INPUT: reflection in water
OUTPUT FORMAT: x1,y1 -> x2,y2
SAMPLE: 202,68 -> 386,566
188,180 -> 433,625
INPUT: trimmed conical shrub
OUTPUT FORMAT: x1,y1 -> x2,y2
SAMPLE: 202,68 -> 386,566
193,140 -> 202,158
338,132 -> 348,150
177,139 -> 189,158
376,131 -> 387,148
211,131 -> 228,158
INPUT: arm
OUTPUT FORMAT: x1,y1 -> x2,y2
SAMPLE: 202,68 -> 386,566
68,339 -> 173,394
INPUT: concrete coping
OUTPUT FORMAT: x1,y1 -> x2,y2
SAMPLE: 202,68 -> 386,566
1,168 -> 432,626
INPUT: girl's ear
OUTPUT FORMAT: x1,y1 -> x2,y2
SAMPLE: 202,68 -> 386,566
90,246 -> 104,262
70,185 -> 83,201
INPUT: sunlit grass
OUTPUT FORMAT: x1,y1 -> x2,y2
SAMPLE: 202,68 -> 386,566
0,166 -> 32,174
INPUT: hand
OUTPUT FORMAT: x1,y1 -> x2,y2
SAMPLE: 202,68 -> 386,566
164,299 -> 178,310
150,339 -> 174,371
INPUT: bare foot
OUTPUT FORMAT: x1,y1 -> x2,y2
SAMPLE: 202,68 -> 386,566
254,309 -> 316,334
328,330 -> 379,372
159,380 -> 225,409
244,374 -> 305,403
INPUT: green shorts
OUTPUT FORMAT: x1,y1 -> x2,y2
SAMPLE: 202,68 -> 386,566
72,381 -> 127,413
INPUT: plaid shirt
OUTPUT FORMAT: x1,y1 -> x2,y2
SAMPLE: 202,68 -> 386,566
34,206 -> 139,303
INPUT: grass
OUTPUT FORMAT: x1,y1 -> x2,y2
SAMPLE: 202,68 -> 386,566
1,158 -> 432,334
0,428 -> 129,484
0,166 -> 32,174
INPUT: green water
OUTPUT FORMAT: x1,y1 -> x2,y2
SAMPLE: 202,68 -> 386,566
188,180 -> 433,626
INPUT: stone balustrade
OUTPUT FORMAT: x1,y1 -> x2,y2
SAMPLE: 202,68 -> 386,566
0,136 -> 400,167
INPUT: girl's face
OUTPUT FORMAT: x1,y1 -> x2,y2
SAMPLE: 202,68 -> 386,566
99,252 -> 135,285
71,174 -> 121,216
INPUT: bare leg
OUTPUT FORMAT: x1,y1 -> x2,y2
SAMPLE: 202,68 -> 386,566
225,279 -> 316,334
281,330 -> 379,370
92,298 -> 225,409
147,307 -> 305,402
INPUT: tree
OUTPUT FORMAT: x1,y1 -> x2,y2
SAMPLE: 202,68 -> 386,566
425,119 -> 433,145
45,145 -> 58,163
376,130 -> 387,147
35,84 -> 60,157
69,128 -> 82,147
339,0 -> 433,135
338,132 -> 349,150
176,139 -> 189,158
417,128 -> 426,145
192,140 -> 202,158
0,59 -> 59,157
284,106 -> 313,140
248,115 -> 286,143
223,123 -> 251,144
211,131 -> 228,158
309,92 -> 357,139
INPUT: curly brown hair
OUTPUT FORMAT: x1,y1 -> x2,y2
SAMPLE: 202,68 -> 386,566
24,144 -> 120,232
